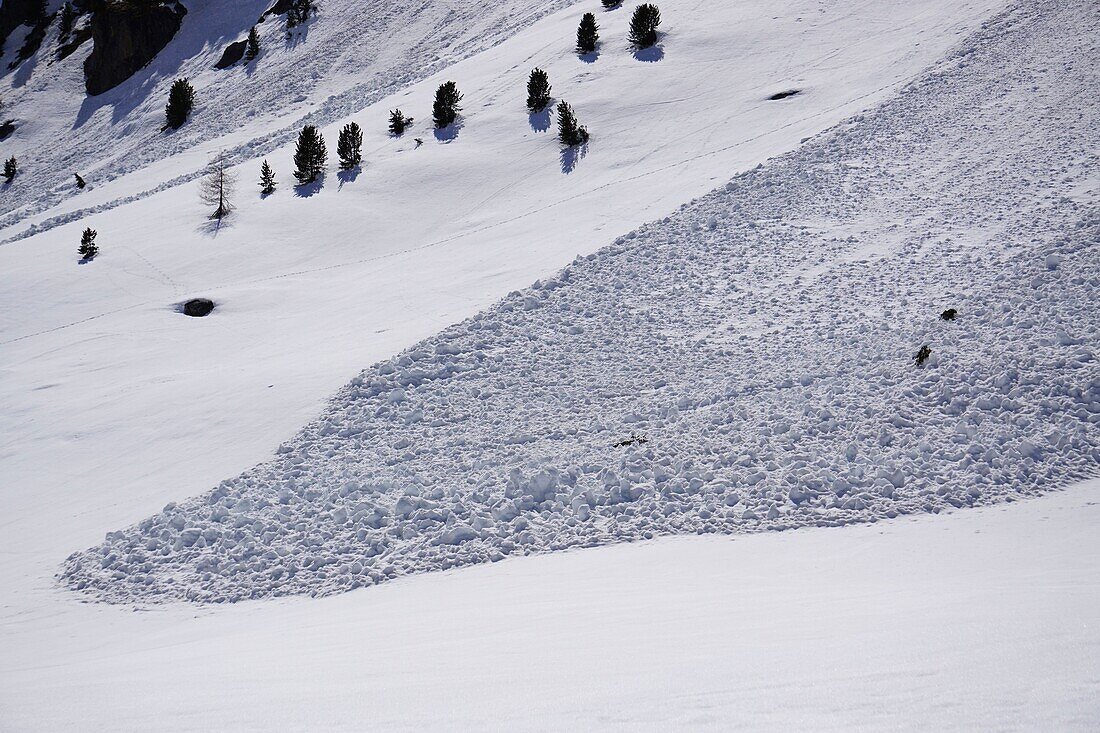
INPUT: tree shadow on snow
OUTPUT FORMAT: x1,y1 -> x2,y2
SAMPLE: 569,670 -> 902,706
294,177 -> 324,198
336,167 -> 361,187
633,44 -> 665,63
528,107 -> 552,133
433,118 -> 464,143
560,142 -> 589,175
196,215 -> 234,237
578,50 -> 600,64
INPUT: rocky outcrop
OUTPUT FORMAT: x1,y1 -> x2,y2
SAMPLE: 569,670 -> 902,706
0,0 -> 42,48
214,39 -> 246,69
83,0 -> 187,96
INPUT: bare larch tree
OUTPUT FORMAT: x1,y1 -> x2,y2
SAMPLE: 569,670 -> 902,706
200,156 -> 237,219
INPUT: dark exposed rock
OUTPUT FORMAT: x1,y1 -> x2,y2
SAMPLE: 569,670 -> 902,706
57,22 -> 94,61
0,120 -> 14,141
940,308 -> 958,321
768,89 -> 801,101
214,39 -> 246,69
0,0 -> 42,48
182,298 -> 215,317
83,0 -> 187,96
258,0 -> 291,23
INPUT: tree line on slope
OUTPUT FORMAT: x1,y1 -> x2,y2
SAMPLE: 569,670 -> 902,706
65,3 -> 662,256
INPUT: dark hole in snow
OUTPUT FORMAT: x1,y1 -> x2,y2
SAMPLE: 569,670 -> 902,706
182,298 -> 215,317
940,308 -> 958,321
768,89 -> 801,100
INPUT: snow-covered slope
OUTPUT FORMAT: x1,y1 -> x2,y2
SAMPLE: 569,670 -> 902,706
45,0 -> 1099,603
0,0 -> 579,230
1,0 -> 1098,727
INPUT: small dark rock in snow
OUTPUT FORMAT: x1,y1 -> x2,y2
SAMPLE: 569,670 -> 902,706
940,308 -> 957,321
768,89 -> 801,100
0,120 -> 14,141
183,298 -> 215,317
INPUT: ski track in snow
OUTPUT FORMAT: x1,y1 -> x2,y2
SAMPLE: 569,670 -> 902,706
0,0 -> 579,238
61,0 -> 1100,603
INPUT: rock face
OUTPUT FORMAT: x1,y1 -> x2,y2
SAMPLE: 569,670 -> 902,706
0,0 -> 42,48
182,298 -> 215,317
83,0 -> 187,97
214,39 -> 247,69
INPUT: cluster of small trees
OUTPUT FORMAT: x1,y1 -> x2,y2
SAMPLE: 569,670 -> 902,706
286,0 -> 317,32
577,3 -> 661,55
3,156 -> 15,183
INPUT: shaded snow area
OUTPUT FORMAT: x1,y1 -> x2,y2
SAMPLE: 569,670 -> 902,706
59,0 -> 1100,603
0,0 -> 577,234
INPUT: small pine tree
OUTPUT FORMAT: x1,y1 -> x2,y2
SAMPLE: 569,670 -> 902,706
245,26 -> 260,61
165,78 -> 195,130
576,13 -> 599,55
259,160 -> 276,194
74,172 -> 86,188
199,156 -> 237,219
58,2 -> 76,38
388,109 -> 412,136
432,81 -> 463,129
337,122 -> 363,170
78,228 -> 98,260
3,156 -> 16,182
628,4 -> 661,49
556,101 -> 589,146
526,68 -> 551,113
293,124 -> 327,183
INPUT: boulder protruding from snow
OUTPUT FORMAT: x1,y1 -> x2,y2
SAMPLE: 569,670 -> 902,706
182,298 -> 215,318
214,40 -> 247,69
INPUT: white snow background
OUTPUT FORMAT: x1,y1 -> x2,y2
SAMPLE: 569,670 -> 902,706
1,0 -> 1098,728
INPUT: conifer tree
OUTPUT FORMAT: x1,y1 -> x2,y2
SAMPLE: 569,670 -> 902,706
432,81 -> 463,129
286,0 -> 316,30
74,172 -> 86,189
58,2 -> 76,39
556,101 -> 589,146
199,156 -> 237,219
165,78 -> 195,130
576,13 -> 599,55
337,122 -> 363,169
78,228 -> 98,260
628,4 -> 661,49
259,160 -> 276,195
526,68 -> 551,113
293,125 -> 327,183
388,109 -> 412,136
3,156 -> 16,182
245,26 -> 260,61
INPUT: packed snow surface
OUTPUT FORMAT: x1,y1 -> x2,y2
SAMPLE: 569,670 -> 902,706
57,0 -> 1100,603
